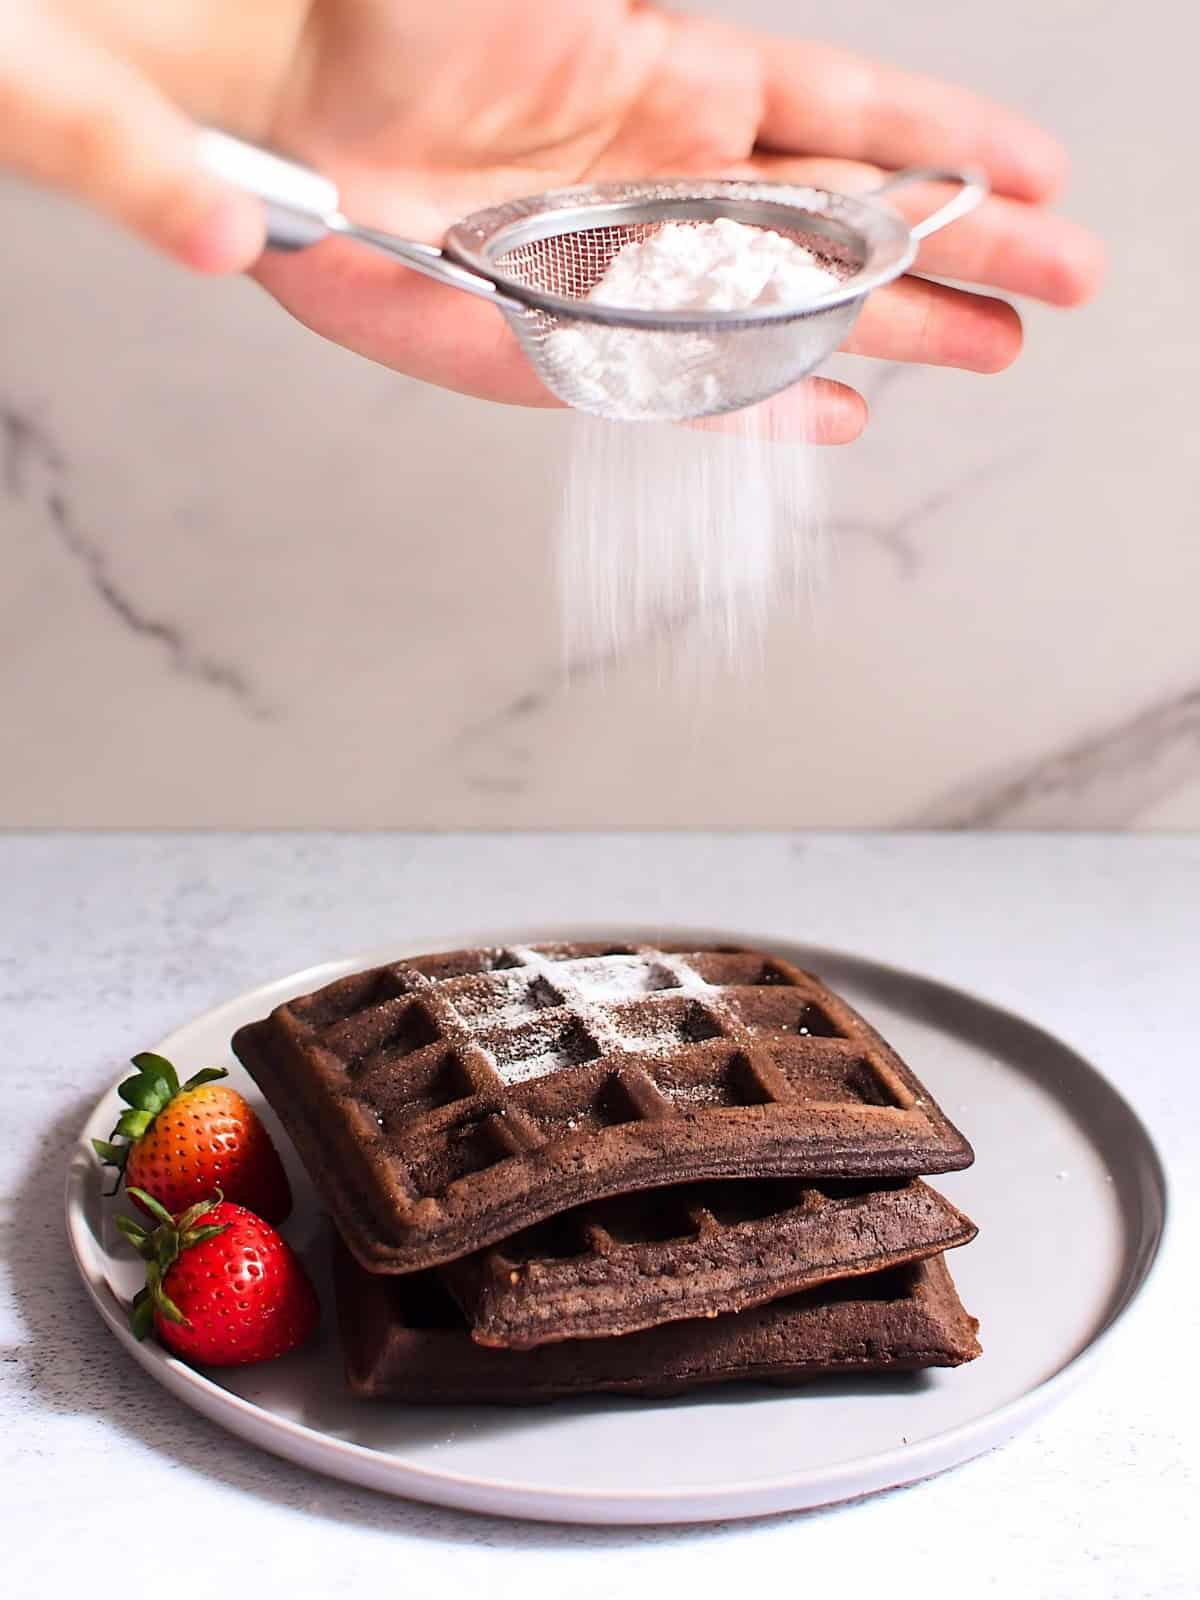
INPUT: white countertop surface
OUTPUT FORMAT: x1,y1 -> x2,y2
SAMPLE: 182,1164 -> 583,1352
6,1 -> 1200,836
3,833 -> 1196,1598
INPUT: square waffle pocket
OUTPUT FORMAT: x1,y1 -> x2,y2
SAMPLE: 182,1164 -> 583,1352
441,1177 -> 977,1349
333,1242 -> 982,1403
233,943 -> 974,1273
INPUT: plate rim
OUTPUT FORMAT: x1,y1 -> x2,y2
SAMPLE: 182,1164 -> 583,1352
64,923 -> 1170,1524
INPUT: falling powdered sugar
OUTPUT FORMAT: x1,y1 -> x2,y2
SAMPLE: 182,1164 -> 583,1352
553,219 -> 839,663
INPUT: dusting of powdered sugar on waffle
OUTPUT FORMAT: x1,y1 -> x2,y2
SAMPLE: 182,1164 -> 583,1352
453,946 -> 729,1081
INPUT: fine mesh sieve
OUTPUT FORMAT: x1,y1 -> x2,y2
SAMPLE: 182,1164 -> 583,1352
200,132 -> 985,422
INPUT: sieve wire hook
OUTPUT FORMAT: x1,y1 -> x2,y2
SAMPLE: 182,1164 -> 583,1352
867,167 -> 988,240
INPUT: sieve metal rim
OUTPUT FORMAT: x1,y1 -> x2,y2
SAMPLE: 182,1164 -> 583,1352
443,178 -> 916,330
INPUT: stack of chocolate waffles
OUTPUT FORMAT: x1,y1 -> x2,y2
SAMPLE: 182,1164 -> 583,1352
233,942 -> 980,1402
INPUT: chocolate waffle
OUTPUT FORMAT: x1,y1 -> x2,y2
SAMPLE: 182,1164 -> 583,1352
442,1177 -> 977,1349
333,1242 -> 981,1402
233,943 -> 973,1273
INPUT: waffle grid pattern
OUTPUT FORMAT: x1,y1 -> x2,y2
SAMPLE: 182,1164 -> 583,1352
233,944 -> 973,1272
442,1176 -> 978,1349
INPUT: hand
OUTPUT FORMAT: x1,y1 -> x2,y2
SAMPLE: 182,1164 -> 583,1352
255,5 -> 1103,440
0,2 -> 275,270
2,4 -> 1103,441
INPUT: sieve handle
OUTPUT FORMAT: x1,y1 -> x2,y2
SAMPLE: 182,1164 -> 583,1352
869,166 -> 988,241
197,128 -> 339,249
196,128 -> 514,305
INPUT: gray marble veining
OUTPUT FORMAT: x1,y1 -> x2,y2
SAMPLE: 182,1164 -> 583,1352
918,682 -> 1200,828
2,403 -> 270,716
827,442 -> 1037,579
0,1 -> 1196,828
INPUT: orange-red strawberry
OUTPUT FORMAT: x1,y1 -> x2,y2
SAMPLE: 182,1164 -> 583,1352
118,1190 -> 318,1366
93,1052 -> 291,1223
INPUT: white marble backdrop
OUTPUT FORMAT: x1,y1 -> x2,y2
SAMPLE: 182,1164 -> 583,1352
1,2 -> 1195,827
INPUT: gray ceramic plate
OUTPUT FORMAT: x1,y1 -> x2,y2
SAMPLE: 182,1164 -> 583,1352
65,928 -> 1167,1524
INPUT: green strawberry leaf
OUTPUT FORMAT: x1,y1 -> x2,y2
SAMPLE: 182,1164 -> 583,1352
126,1187 -> 175,1229
180,1223 -> 227,1250
179,1066 -> 228,1093
130,1053 -> 179,1095
92,1136 -> 128,1196
142,1260 -> 187,1327
117,1075 -> 169,1114
114,1108 -> 152,1141
114,1215 -> 154,1258
151,1277 -> 187,1328
130,1288 -> 155,1342
175,1192 -> 222,1233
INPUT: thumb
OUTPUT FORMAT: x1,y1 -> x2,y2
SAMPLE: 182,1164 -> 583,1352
1,10 -> 265,273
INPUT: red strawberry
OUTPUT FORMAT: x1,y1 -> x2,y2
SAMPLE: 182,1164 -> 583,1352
118,1190 -> 319,1366
93,1052 -> 291,1223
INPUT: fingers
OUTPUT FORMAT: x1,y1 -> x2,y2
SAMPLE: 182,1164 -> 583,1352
873,180 -> 1105,306
688,378 -> 867,444
756,39 -> 1069,203
262,226 -> 1006,417
844,277 -> 1023,373
772,377 -> 867,444
258,245 -> 868,442
750,156 -> 1104,307
0,10 -> 264,272
256,240 -> 556,403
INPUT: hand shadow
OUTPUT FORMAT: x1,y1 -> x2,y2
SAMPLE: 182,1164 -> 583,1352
8,1093 -> 923,1549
